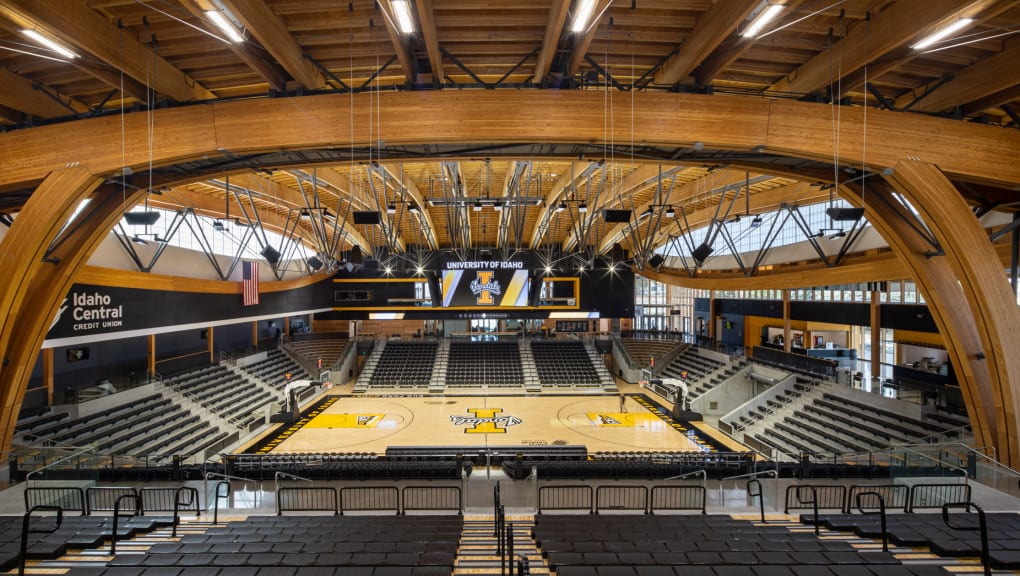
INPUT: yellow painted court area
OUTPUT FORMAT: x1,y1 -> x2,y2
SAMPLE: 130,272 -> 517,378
584,412 -> 664,427
265,394 -> 706,454
305,414 -> 385,428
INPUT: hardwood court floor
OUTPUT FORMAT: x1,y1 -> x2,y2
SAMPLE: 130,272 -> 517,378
265,393 -> 706,454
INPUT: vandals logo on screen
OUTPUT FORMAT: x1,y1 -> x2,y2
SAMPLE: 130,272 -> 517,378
469,270 -> 502,305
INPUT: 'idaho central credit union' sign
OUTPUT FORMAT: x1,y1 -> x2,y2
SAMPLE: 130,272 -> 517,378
53,291 -> 124,332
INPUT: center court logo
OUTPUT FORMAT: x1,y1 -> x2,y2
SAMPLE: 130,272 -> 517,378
450,407 -> 522,434
469,271 -> 501,305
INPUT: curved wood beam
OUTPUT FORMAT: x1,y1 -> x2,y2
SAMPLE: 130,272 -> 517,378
1,92 -> 1020,193
882,160 -> 1020,467
75,264 -> 331,295
645,248 -> 907,291
0,168 -> 116,453
840,175 -> 1005,467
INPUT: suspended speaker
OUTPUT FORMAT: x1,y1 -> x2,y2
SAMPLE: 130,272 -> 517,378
602,209 -> 632,223
692,243 -> 713,263
123,211 -> 160,226
648,254 -> 665,269
826,207 -> 865,221
307,256 -> 323,270
261,246 -> 281,265
353,211 -> 381,225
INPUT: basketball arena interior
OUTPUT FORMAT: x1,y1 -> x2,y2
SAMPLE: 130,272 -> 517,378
1,1 -> 1020,575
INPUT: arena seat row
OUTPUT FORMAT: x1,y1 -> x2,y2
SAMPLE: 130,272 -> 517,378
446,341 -> 523,387
104,516 -> 462,575
367,341 -> 438,388
168,364 -> 277,428
531,341 -> 600,386
0,515 -> 173,572
19,394 -> 166,441
800,512 -> 1020,569
534,515 -> 904,572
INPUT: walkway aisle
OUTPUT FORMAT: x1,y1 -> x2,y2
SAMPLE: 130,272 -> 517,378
454,515 -> 548,576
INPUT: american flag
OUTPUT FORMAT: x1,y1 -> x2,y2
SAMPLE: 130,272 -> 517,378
243,261 -> 260,306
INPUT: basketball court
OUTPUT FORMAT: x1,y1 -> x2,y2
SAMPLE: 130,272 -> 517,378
251,393 -> 716,455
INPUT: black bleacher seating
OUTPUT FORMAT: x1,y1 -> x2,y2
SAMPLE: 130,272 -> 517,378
446,341 -> 523,387
800,512 -> 1020,569
0,515 -> 172,572
534,514 -> 902,573
106,515 -> 462,574
368,341 -> 438,387
531,341 -> 600,386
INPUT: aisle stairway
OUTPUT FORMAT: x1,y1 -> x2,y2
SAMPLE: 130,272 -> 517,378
454,515 -> 548,576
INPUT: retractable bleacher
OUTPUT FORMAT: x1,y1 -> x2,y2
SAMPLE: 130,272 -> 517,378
446,341 -> 523,388
368,340 -> 438,388
531,340 -> 600,387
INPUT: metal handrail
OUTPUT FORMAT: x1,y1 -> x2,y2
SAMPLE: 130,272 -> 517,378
274,471 -> 313,493
897,442 -> 1011,473
204,472 -> 260,508
25,445 -> 97,483
665,469 -> 707,487
723,468 -> 778,481
892,445 -> 970,480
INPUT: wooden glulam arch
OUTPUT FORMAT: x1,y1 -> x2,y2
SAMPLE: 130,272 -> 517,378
0,91 -> 1018,463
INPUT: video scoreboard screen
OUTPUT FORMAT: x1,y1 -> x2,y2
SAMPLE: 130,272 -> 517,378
441,266 -> 530,307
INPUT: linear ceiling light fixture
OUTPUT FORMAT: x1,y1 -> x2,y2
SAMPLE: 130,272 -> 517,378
21,29 -> 78,59
571,0 -> 596,33
391,0 -> 417,34
741,3 -> 784,38
911,18 -> 974,50
205,10 -> 245,43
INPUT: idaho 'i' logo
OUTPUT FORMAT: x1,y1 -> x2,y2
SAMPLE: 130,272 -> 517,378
469,271 -> 501,305
450,407 -> 522,434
